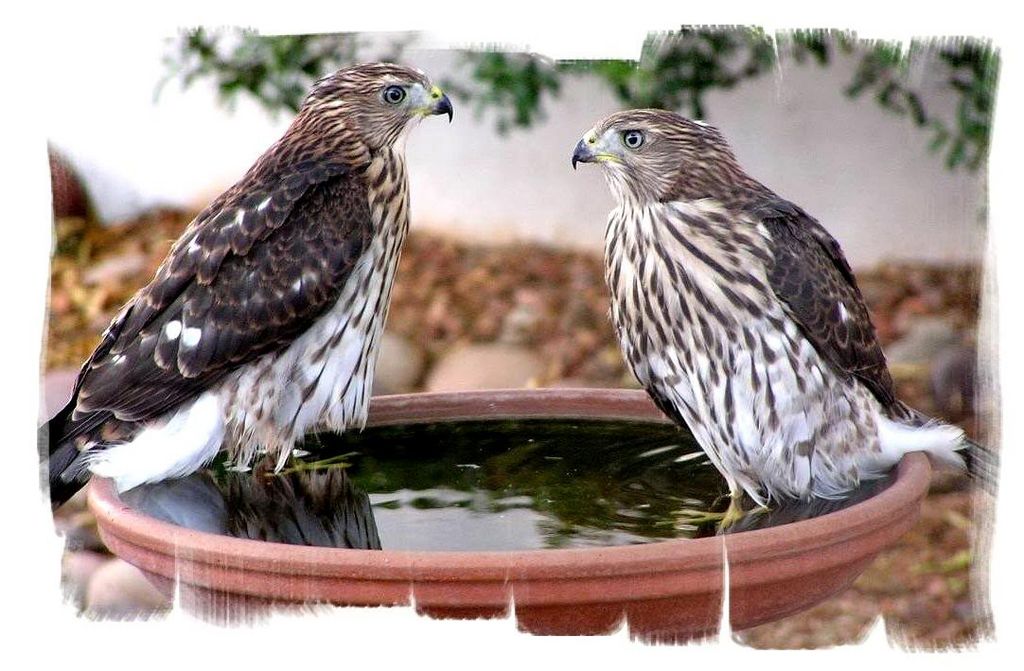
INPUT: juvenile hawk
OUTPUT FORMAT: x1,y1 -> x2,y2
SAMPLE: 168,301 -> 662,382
572,109 -> 969,526
44,63 -> 453,507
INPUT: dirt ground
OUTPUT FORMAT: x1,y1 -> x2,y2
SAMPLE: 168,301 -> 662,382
41,210 -> 995,648
738,488 -> 993,649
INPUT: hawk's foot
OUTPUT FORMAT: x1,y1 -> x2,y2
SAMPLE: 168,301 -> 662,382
673,494 -> 769,531
273,452 -> 355,476
719,496 -> 748,529
672,507 -> 729,528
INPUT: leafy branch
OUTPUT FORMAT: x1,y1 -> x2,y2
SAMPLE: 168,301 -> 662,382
160,27 -> 998,172
158,28 -> 409,117
844,38 -> 998,171
449,29 -> 998,172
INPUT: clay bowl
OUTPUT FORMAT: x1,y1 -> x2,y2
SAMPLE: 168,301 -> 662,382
88,389 -> 931,640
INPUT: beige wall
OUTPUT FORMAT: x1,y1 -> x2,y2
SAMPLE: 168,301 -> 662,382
49,43 -> 987,269
404,50 -> 986,267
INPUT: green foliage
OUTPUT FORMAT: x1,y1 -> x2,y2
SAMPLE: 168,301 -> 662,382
447,29 -> 996,173
442,52 -> 564,133
159,28 -> 407,117
443,29 -> 786,133
161,27 -> 998,172
582,28 -> 779,116
844,39 -> 998,171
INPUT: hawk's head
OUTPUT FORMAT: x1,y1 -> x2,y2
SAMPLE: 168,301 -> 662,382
301,62 -> 453,150
572,109 -> 754,206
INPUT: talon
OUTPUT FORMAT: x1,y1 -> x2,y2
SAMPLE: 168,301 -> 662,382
718,498 -> 747,529
677,489 -> 755,531
673,506 -> 728,529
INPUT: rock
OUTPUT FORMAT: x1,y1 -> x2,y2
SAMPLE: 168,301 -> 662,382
885,317 -> 960,367
424,344 -> 546,392
81,250 -> 148,287
62,550 -> 109,607
85,558 -> 172,618
49,288 -> 73,316
372,332 -> 426,395
930,344 -> 977,417
499,298 -> 544,345
928,468 -> 970,494
41,367 -> 78,423
49,147 -> 90,219
55,510 -> 106,553
953,599 -> 980,624
54,487 -> 89,516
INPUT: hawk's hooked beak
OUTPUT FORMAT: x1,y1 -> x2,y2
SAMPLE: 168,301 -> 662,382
572,138 -> 594,170
427,86 -> 454,123
572,131 -> 618,169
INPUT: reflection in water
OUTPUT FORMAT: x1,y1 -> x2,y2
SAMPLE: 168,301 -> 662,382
724,472 -> 895,534
121,420 -> 895,551
337,419 -> 721,549
123,464 -> 381,549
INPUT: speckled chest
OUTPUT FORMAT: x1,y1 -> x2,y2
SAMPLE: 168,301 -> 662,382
605,203 -> 810,481
603,199 -> 887,501
222,149 -> 410,463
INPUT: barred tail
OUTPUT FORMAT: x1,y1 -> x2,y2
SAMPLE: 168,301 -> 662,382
961,436 -> 999,494
40,398 -> 90,508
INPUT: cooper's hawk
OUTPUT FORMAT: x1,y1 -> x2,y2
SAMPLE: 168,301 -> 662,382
572,109 -> 969,527
44,63 -> 453,507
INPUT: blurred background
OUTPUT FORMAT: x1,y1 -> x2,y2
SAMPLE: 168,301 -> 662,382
42,28 -> 995,647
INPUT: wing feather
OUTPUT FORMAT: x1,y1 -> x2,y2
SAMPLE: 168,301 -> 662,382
57,156 -> 374,443
753,199 -> 899,412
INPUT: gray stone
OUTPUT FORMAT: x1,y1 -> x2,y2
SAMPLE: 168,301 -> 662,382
56,510 -> 106,553
54,487 -> 89,516
425,344 -> 546,392
930,344 -> 977,416
885,317 -> 960,366
41,367 -> 78,423
62,550 -> 108,607
85,558 -> 172,618
499,302 -> 542,346
372,332 -> 426,395
81,251 -> 147,286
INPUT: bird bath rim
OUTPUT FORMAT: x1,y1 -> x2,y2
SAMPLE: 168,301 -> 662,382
87,388 -> 932,637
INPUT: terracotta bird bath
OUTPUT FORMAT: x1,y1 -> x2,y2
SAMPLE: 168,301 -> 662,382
87,389 -> 932,640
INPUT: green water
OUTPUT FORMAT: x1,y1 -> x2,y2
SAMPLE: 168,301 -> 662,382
124,418 -> 891,551
323,419 -> 723,550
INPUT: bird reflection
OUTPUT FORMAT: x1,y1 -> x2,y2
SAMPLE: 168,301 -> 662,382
121,460 -> 381,550
719,472 -> 895,535
118,421 -> 901,548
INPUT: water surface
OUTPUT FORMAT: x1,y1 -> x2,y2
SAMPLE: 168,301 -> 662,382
123,419 -> 892,551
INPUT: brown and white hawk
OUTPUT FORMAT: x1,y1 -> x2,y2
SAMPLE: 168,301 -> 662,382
44,63 -> 453,507
572,109 -> 971,526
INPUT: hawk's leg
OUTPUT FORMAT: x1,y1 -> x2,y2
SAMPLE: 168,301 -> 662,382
719,491 -> 748,529
674,485 -> 767,530
274,452 -> 355,476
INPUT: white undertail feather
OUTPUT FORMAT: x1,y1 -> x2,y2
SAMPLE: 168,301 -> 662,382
88,392 -> 226,492
868,412 -> 966,476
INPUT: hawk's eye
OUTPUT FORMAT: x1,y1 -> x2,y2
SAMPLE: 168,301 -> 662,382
383,85 -> 406,104
622,130 -> 645,149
